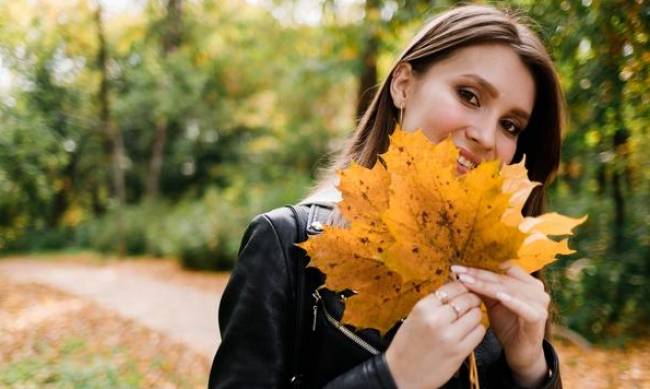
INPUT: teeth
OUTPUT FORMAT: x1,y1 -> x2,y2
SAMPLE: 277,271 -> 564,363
457,155 -> 477,169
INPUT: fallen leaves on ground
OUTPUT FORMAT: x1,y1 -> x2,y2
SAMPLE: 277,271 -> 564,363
0,276 -> 210,388
555,338 -> 650,388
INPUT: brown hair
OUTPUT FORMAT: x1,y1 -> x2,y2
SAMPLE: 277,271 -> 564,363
309,4 -> 565,219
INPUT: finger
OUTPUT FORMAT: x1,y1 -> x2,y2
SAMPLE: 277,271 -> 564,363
429,291 -> 479,324
464,276 -> 550,310
448,292 -> 482,318
435,303 -> 462,323
496,291 -> 547,323
458,321 -> 486,353
454,265 -> 545,297
451,265 -> 504,284
502,262 -> 542,287
479,294 -> 500,309
456,272 -> 506,300
449,306 -> 482,338
432,281 -> 469,306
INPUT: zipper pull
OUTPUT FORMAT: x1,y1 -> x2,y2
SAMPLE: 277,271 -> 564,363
311,290 -> 321,331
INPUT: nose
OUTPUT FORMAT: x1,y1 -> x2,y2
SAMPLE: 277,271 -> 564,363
464,122 -> 496,155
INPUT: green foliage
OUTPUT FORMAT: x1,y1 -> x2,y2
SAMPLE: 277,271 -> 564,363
76,203 -> 158,255
547,182 -> 650,343
76,173 -> 311,270
517,0 -> 650,342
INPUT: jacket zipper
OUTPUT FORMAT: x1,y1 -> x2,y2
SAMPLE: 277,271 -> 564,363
311,289 -> 380,355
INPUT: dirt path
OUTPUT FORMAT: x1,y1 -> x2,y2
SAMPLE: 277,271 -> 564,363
0,257 -> 228,360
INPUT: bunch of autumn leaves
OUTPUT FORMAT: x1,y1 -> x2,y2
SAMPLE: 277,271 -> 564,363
299,128 -> 587,334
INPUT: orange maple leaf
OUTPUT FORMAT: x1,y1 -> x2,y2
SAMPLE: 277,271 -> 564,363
300,128 -> 587,334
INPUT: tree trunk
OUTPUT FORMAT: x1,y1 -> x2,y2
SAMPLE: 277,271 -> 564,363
146,120 -> 168,198
146,0 -> 183,199
162,0 -> 183,54
355,0 -> 380,121
95,4 -> 127,257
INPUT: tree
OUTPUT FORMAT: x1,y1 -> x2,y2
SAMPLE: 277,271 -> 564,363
95,3 -> 127,256
146,0 -> 184,199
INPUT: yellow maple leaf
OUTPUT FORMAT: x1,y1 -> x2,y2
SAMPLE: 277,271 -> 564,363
300,127 -> 587,334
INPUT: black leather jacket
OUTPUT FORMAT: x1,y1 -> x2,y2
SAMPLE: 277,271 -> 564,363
209,203 -> 562,388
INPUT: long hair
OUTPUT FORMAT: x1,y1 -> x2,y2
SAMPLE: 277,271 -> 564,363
309,4 -> 565,220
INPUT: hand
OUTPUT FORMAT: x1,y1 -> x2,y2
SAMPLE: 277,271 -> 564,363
385,281 -> 485,389
452,263 -> 549,387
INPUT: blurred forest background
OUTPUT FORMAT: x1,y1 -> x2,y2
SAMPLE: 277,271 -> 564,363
0,0 -> 648,346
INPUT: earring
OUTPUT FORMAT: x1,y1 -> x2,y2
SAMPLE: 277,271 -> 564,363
399,105 -> 404,129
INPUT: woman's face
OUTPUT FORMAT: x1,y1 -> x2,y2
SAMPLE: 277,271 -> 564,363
391,44 -> 536,174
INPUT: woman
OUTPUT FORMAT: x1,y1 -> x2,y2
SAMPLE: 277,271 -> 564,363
210,5 -> 563,388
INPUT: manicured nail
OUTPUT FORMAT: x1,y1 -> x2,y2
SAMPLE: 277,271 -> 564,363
458,273 -> 475,284
451,265 -> 468,274
496,291 -> 512,301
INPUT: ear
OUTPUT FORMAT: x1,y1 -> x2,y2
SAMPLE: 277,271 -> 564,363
390,62 -> 413,110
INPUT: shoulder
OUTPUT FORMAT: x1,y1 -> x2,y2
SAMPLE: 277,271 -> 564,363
247,203 -> 336,245
244,206 -> 302,250
236,208 -> 297,263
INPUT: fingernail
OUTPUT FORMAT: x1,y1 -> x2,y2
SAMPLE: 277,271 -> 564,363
458,273 -> 475,284
496,291 -> 511,301
451,265 -> 468,274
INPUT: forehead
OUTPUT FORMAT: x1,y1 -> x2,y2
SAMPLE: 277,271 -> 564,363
423,43 -> 536,112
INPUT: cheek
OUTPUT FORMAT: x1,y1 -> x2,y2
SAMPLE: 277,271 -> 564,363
496,137 -> 518,163
416,101 -> 467,144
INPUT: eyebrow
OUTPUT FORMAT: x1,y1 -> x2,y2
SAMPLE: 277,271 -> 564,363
460,73 -> 531,122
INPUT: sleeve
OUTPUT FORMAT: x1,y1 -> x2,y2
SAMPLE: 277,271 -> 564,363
487,339 -> 562,389
208,214 -> 295,388
323,354 -> 398,389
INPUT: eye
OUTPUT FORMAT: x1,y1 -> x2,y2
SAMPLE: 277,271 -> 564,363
500,119 -> 523,136
458,88 -> 480,107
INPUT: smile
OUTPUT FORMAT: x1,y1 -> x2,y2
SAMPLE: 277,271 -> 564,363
457,155 -> 477,169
